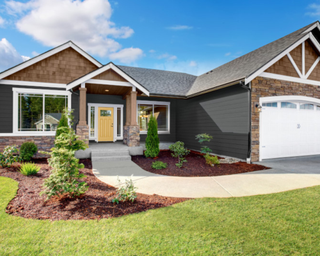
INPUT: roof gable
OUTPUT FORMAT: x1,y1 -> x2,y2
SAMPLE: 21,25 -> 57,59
0,41 -> 102,82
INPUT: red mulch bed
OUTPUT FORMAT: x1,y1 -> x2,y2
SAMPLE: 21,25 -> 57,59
0,159 -> 188,221
132,151 -> 269,177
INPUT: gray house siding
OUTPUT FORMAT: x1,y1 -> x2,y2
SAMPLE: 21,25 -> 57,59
0,85 -> 65,133
176,84 -> 250,159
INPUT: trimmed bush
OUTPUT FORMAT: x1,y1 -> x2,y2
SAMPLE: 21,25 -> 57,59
112,176 -> 137,203
169,141 -> 190,168
41,109 -> 88,200
19,163 -> 41,176
20,141 -> 38,161
151,161 -> 168,170
55,109 -> 69,139
0,145 -> 20,168
204,154 -> 220,166
144,115 -> 160,158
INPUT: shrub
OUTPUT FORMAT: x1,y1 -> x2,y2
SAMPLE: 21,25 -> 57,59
144,115 -> 160,158
112,176 -> 137,203
204,154 -> 220,166
0,145 -> 20,168
20,141 -> 38,161
169,141 -> 190,168
195,133 -> 213,154
19,163 -> 41,176
151,161 -> 168,169
55,109 -> 69,139
41,109 -> 88,200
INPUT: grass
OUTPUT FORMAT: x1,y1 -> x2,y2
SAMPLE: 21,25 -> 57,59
1,176 -> 320,255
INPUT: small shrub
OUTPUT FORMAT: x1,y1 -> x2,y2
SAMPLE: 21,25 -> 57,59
20,141 -> 38,161
204,154 -> 220,166
151,161 -> 168,169
144,115 -> 160,158
55,109 -> 69,139
19,163 -> 41,176
113,176 -> 137,203
40,109 -> 88,200
195,133 -> 213,154
0,145 -> 20,168
169,141 -> 190,168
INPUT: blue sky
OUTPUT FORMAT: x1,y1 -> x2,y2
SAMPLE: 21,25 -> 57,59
0,0 -> 319,75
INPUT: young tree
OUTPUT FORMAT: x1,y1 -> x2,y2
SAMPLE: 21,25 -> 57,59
55,109 -> 69,139
144,115 -> 160,158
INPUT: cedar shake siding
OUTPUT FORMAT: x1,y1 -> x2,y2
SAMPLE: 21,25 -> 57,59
4,48 -> 97,84
176,84 -> 250,159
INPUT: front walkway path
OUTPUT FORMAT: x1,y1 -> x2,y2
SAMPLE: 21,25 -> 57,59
92,156 -> 320,198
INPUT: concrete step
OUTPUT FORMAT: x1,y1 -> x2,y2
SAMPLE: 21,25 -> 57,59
92,149 -> 129,157
92,155 -> 131,162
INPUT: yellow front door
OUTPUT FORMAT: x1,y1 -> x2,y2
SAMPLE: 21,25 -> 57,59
98,107 -> 113,141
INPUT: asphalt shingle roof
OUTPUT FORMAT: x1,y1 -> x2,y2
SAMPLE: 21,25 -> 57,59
117,65 -> 197,96
117,22 -> 318,97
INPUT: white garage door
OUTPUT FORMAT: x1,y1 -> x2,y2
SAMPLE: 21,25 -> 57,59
260,96 -> 320,160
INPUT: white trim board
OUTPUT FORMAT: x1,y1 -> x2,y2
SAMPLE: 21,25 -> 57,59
0,80 -> 66,88
66,63 -> 150,96
260,95 -> 320,105
86,79 -> 133,87
259,72 -> 320,87
0,41 -> 102,81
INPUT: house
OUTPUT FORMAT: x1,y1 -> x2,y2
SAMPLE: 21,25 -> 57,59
1,21 -> 320,162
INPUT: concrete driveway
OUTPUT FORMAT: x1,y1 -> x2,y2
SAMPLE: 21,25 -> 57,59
92,155 -> 320,198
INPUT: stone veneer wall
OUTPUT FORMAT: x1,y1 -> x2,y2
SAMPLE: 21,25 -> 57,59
76,125 -> 89,146
123,125 -> 140,147
0,136 -> 55,158
251,76 -> 320,161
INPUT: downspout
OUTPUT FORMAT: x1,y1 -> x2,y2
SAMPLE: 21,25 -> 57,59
240,81 -> 252,163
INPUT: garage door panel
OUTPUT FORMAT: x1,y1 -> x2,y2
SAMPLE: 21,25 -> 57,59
260,100 -> 320,160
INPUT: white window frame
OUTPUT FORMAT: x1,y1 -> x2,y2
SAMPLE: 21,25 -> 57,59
12,88 -> 71,136
87,103 -> 124,142
137,100 -> 170,134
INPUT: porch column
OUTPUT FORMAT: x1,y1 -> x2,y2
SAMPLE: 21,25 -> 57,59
76,85 -> 89,145
123,90 -> 140,147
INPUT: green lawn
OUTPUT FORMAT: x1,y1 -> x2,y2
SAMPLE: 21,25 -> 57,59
1,176 -> 320,255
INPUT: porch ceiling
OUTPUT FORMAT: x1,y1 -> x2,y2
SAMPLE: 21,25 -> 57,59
85,83 -> 132,95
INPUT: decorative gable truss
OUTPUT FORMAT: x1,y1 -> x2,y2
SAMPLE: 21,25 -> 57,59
246,32 -> 320,86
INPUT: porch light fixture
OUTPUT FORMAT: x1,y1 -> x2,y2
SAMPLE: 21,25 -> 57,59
105,89 -> 109,92
255,104 -> 262,112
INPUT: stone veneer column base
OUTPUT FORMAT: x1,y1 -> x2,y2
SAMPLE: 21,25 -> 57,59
123,125 -> 140,147
76,125 -> 89,146
0,136 -> 55,158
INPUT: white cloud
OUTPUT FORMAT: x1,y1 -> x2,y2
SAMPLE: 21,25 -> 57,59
158,53 -> 177,61
167,25 -> 193,30
0,38 -> 29,71
31,51 -> 39,56
149,49 -> 155,53
0,16 -> 5,27
306,3 -> 320,16
5,0 -> 143,63
225,52 -> 231,56
109,47 -> 143,64
189,61 -> 197,67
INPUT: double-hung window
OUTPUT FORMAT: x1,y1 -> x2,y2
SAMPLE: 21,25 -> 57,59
137,101 -> 170,134
13,88 -> 71,135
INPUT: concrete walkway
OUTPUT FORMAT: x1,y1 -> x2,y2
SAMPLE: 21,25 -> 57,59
92,155 -> 320,198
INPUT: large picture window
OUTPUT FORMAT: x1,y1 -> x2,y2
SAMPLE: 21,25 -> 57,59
13,88 -> 71,134
137,101 -> 170,133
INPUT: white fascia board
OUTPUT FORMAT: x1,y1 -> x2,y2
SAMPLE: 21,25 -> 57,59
309,33 -> 320,52
259,72 -> 320,87
245,33 -> 310,85
86,79 -> 133,87
67,63 -> 150,96
0,79 -> 66,88
0,41 -> 101,81
302,22 -> 320,34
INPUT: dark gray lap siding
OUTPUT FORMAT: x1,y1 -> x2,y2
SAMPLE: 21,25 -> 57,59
0,85 -> 66,133
177,84 -> 250,159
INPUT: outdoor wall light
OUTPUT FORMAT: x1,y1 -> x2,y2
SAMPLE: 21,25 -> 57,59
105,89 -> 109,92
255,104 -> 262,112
